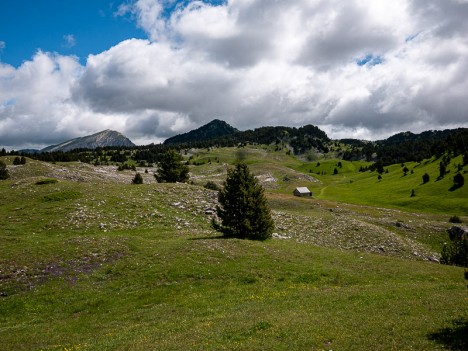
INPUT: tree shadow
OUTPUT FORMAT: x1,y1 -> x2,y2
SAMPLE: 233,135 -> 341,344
428,318 -> 468,350
449,184 -> 464,192
188,235 -> 228,241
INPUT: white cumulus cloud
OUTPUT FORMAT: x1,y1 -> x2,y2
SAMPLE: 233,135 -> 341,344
1,0 -> 468,149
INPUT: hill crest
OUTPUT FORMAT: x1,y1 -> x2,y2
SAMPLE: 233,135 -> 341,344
164,119 -> 239,145
41,130 -> 135,152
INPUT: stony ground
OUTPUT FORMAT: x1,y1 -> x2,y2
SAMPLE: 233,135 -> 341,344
6,159 -> 448,263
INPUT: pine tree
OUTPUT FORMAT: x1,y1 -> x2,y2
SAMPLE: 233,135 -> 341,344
13,156 -> 21,165
439,162 -> 447,179
453,173 -> 464,188
0,161 -> 9,180
422,173 -> 430,184
216,162 -> 274,241
155,149 -> 189,183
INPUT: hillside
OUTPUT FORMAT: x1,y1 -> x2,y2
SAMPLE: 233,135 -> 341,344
164,119 -> 239,145
41,129 -> 135,152
1,150 -> 467,350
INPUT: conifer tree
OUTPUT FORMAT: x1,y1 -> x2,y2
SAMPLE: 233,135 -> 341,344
0,161 -> 9,180
453,173 -> 464,188
215,162 -> 274,241
402,166 -> 409,176
422,173 -> 430,184
155,149 -> 189,183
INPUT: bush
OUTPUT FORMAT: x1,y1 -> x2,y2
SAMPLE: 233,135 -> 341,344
0,161 -> 9,180
132,173 -> 143,184
13,156 -> 21,165
117,164 -> 136,171
215,162 -> 274,241
449,216 -> 462,224
204,181 -> 221,191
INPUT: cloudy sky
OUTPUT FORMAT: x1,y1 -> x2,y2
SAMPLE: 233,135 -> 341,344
1,0 -> 468,149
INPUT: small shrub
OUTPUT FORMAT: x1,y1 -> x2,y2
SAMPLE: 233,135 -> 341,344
204,181 -> 221,191
449,216 -> 462,224
132,173 -> 143,184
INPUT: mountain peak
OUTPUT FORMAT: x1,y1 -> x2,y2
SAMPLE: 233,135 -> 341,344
41,130 -> 135,152
164,119 -> 239,145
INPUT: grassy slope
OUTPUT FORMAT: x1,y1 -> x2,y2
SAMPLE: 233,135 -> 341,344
303,156 -> 468,215
190,146 -> 467,215
0,155 -> 467,350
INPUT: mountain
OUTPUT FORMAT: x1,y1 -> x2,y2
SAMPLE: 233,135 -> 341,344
164,119 -> 239,145
41,130 -> 135,152
18,149 -> 40,154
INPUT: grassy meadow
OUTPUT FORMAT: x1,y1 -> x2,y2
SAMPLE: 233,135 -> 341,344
1,149 -> 467,350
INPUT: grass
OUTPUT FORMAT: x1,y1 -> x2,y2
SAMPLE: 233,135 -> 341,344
0,154 -> 467,350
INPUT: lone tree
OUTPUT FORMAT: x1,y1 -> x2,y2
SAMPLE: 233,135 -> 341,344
0,161 -> 9,180
422,173 -> 430,184
402,166 -> 409,176
453,173 -> 465,188
215,162 -> 274,241
155,149 -> 189,183
439,162 -> 447,179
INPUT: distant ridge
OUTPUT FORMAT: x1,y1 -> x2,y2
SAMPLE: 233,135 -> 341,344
41,130 -> 135,152
164,119 -> 239,145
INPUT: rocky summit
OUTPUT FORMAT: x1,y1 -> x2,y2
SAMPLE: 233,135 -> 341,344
41,130 -> 135,152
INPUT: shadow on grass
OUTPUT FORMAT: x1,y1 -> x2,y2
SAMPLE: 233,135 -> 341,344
188,235 -> 228,241
428,318 -> 468,350
449,184 -> 464,192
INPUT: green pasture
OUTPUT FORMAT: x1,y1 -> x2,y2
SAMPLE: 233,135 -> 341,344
0,153 -> 467,350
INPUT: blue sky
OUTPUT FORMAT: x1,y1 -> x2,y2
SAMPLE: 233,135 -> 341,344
0,0 -> 146,66
1,0 -> 468,149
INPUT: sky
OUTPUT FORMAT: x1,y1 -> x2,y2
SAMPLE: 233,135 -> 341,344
1,0 -> 468,149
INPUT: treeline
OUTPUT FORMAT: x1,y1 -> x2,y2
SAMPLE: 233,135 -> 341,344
164,125 -> 330,154
342,128 -> 468,165
3,126 -> 466,167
